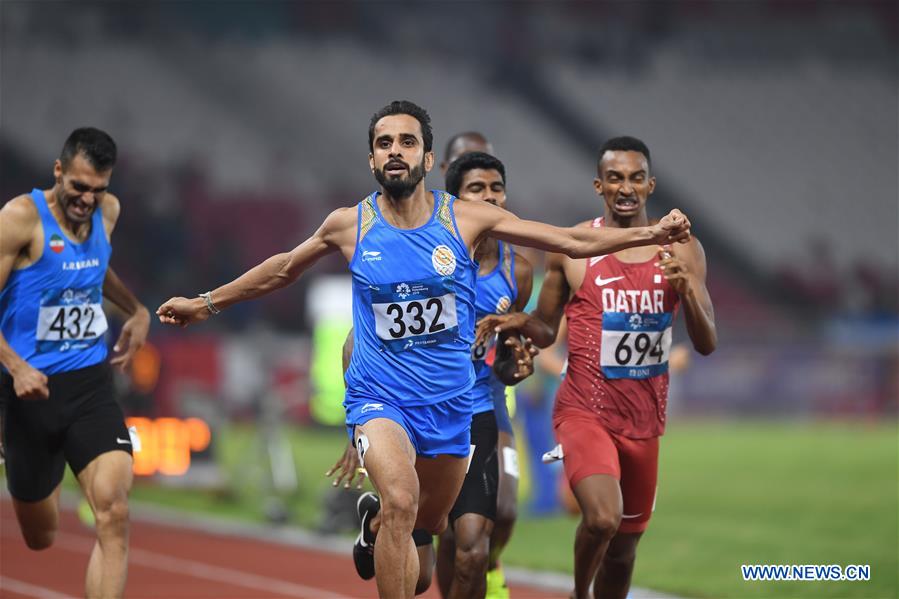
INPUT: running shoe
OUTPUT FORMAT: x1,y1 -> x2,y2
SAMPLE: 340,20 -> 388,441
353,491 -> 380,580
486,565 -> 510,599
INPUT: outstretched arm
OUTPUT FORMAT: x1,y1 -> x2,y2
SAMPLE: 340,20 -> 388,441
456,200 -> 691,259
157,208 -> 355,327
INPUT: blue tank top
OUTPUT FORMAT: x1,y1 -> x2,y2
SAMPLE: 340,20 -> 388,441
468,241 -> 518,415
344,190 -> 477,407
0,189 -> 111,374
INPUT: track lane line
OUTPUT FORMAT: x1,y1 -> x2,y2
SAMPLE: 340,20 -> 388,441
0,577 -> 78,599
1,520 -> 354,599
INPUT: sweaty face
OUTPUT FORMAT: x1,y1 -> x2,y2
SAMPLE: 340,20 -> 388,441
370,114 -> 432,200
595,150 -> 655,219
54,153 -> 111,224
457,168 -> 506,209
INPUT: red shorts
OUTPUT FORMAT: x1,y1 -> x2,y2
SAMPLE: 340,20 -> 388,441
554,410 -> 659,534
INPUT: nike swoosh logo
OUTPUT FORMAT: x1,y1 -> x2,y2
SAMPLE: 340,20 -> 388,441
622,512 -> 643,519
595,275 -> 625,287
116,438 -> 131,445
358,522 -> 369,547
589,254 -> 609,266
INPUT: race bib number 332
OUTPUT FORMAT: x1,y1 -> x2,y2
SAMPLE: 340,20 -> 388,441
600,311 -> 672,380
36,287 -> 108,353
370,277 -> 459,352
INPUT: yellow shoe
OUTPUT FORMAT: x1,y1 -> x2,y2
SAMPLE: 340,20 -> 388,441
486,566 -> 510,599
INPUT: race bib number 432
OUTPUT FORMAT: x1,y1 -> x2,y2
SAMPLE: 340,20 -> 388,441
600,312 -> 672,380
370,277 -> 459,352
36,287 -> 108,353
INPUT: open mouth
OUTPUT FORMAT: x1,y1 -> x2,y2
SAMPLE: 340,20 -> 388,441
615,197 -> 638,210
69,201 -> 92,218
385,162 -> 408,176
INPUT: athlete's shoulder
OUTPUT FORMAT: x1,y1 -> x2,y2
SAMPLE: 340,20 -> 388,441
669,234 -> 706,261
451,195 -> 490,213
0,195 -> 39,252
324,205 -> 358,227
1,194 -> 40,227
100,193 -> 121,222
513,250 -> 534,281
453,196 -> 506,223
574,218 -> 595,228
319,205 -> 359,245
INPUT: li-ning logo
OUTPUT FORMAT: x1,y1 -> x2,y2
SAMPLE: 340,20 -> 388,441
360,403 -> 384,414
395,283 -> 411,300
362,250 -> 383,262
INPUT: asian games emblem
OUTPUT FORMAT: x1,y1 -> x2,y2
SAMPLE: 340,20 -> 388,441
432,245 -> 456,276
395,283 -> 411,300
496,296 -> 512,314
628,314 -> 643,329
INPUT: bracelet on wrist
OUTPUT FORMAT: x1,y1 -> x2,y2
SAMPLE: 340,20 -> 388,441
199,291 -> 221,315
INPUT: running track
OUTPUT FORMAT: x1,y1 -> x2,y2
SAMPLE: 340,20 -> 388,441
0,498 -> 569,598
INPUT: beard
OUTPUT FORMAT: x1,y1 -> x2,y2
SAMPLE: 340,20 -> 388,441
374,160 -> 426,200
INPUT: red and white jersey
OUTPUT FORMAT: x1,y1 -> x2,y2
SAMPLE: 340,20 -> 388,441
555,217 -> 680,439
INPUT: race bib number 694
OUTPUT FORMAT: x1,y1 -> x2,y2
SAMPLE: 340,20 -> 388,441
600,311 -> 672,380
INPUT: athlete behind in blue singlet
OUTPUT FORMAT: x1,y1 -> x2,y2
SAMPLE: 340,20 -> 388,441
439,133 -> 520,599
439,132 -> 494,175
157,100 -> 693,599
429,151 -> 537,599
0,128 -> 149,598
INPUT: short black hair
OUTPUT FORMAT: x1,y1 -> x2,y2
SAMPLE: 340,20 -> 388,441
597,136 -> 651,174
60,127 -> 117,172
443,131 -> 490,163
445,151 -> 506,197
369,100 -> 433,153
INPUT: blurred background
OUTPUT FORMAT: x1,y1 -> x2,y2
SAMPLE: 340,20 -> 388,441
1,2 -> 896,598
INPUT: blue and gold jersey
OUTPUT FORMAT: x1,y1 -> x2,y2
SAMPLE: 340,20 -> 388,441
468,242 -> 518,415
344,191 -> 477,406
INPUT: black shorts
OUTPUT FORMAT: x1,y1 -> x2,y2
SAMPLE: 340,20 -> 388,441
0,361 -> 132,502
449,410 -> 498,522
